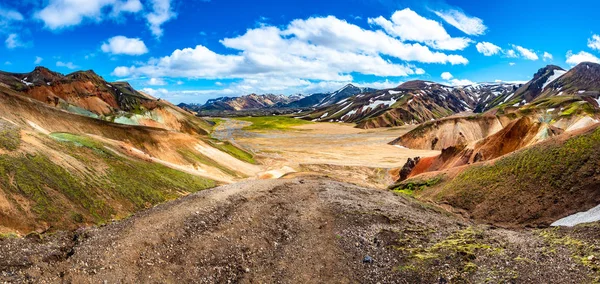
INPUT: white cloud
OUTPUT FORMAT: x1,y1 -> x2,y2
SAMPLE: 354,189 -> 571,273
56,61 -> 78,69
141,87 -> 169,98
0,6 -> 24,29
439,71 -> 473,86
504,49 -> 517,58
441,72 -> 453,80
5,33 -> 24,49
101,36 -> 148,55
147,77 -> 166,85
368,8 -> 471,51
543,52 -> 553,61
566,51 -> 600,65
113,15 -> 467,84
35,0 -> 142,30
509,62 -> 516,66
359,79 -> 403,89
34,56 -> 43,64
146,0 -> 176,38
475,42 -> 501,56
434,9 -> 486,36
512,45 -> 538,60
449,78 -> 475,86
588,34 -> 600,51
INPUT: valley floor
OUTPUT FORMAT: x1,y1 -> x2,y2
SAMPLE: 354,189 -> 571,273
213,118 -> 439,187
1,177 -> 598,283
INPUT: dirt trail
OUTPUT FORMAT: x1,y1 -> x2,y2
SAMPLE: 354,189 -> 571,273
1,177 -> 596,283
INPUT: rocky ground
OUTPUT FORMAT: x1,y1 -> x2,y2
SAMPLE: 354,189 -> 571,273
1,177 -> 598,283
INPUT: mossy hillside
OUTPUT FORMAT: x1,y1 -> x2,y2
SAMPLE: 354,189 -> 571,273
440,126 -> 600,193
0,133 -> 216,231
235,116 -> 313,131
205,139 -> 256,164
0,123 -> 21,151
391,176 -> 442,197
176,148 -> 241,177
393,226 -> 508,281
429,126 -> 600,225
538,227 -> 600,281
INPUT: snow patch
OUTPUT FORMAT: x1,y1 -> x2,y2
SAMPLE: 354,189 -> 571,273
542,70 -> 566,90
552,204 -> 600,227
364,98 -> 397,110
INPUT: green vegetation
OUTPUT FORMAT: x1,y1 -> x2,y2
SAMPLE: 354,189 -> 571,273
235,116 -> 313,131
538,228 -> 600,280
440,126 -> 600,194
50,132 -> 105,151
392,176 -> 442,196
0,232 -> 19,239
0,133 -> 215,230
395,227 -> 504,276
0,124 -> 20,151
207,117 -> 225,129
176,148 -> 241,177
206,139 -> 256,164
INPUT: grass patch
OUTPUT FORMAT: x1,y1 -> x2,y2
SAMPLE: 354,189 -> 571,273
0,124 -> 20,151
235,116 -> 313,131
177,148 -> 241,177
395,227 -> 504,276
538,228 -> 600,280
206,139 -> 256,164
392,176 -> 442,196
49,132 -> 105,152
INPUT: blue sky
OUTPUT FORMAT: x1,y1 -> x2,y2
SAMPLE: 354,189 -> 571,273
2,0 -> 600,104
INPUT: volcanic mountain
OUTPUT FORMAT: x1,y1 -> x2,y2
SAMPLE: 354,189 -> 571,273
0,67 -> 211,135
301,80 -> 519,128
388,63 -> 600,228
0,67 -> 260,234
180,93 -> 306,114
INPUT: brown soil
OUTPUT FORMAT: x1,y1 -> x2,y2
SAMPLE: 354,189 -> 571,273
1,177 -> 597,283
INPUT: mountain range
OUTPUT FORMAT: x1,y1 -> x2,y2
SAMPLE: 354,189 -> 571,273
178,84 -> 375,115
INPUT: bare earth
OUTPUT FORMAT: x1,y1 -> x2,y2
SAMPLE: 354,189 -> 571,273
1,177 -> 595,283
213,119 -> 439,187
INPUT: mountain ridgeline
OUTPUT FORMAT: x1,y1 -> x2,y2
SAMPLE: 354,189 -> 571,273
179,84 -> 375,116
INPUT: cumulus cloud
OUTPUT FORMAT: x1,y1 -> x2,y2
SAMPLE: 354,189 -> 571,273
368,8 -> 471,51
113,15 -> 467,84
434,9 -> 486,36
34,56 -> 43,64
440,71 -> 473,86
543,52 -> 553,61
512,45 -> 538,60
566,51 -> 600,65
449,78 -> 475,86
147,77 -> 167,85
588,34 -> 600,51
504,49 -> 517,58
475,42 -> 501,56
101,36 -> 148,55
56,61 -> 78,69
0,6 -> 24,29
441,72 -> 453,80
146,0 -> 176,38
5,33 -> 24,49
509,62 -> 516,66
35,0 -> 143,30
